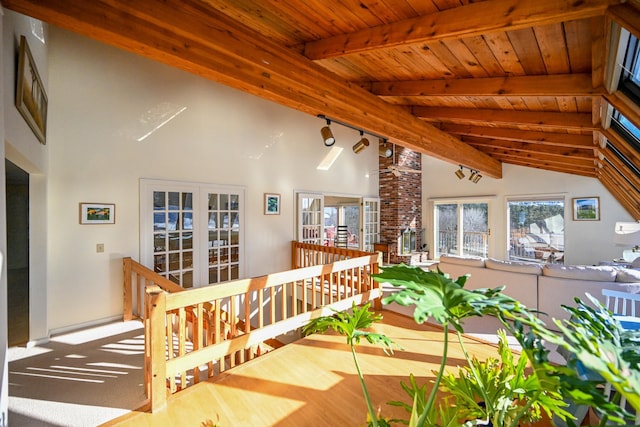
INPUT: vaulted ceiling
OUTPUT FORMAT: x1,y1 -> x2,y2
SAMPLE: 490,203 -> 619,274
4,0 -> 640,217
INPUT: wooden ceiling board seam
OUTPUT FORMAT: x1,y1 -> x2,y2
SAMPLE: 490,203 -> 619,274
564,18 -> 594,73
506,27 -> 548,75
461,35 -> 507,76
533,22 -> 571,74
441,38 -> 491,77
483,32 -> 527,76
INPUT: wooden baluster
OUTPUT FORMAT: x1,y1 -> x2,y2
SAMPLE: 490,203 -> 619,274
193,303 -> 203,384
137,274 -> 143,319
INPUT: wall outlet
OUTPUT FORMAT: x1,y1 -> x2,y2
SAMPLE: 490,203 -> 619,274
96,243 -> 104,253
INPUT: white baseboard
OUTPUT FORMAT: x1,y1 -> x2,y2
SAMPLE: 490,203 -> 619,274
48,314 -> 124,338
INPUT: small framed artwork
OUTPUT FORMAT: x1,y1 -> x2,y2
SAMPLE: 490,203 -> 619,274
16,35 -> 48,145
264,193 -> 280,215
80,203 -> 116,224
572,197 -> 600,221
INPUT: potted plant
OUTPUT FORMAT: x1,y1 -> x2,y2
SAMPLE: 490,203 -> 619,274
374,265 -> 570,426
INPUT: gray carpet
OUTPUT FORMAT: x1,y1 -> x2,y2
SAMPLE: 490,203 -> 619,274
8,321 -> 147,426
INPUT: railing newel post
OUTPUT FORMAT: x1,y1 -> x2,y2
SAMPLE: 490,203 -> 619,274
146,285 -> 167,412
123,257 -> 133,321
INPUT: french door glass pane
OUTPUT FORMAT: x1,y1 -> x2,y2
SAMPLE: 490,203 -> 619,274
207,191 -> 241,285
362,198 -> 380,252
153,190 -> 195,287
299,195 -> 323,244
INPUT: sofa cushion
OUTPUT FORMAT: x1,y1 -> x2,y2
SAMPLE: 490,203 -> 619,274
439,254 -> 485,268
542,264 -> 617,282
616,268 -> 640,283
485,258 -> 542,275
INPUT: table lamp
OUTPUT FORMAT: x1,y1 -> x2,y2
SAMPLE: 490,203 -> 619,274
613,221 -> 640,262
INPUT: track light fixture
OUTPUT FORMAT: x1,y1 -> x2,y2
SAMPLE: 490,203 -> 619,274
317,114 -> 388,150
379,139 -> 393,158
353,131 -> 370,154
455,165 -> 483,183
320,119 -> 335,146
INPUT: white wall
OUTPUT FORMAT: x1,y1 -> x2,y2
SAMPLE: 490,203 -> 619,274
46,27 -> 380,332
422,157 -> 635,266
1,11 -> 49,423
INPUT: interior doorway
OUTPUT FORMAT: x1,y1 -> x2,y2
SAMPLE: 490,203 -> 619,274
5,159 -> 30,346
323,195 -> 360,249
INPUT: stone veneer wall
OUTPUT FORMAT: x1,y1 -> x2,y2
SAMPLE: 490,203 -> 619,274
378,141 -> 423,265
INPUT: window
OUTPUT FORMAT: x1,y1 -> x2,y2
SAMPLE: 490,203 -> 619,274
607,31 -> 640,185
141,179 -> 245,287
433,200 -> 489,259
507,198 -> 564,264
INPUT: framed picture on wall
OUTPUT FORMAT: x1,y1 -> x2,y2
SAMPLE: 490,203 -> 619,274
16,35 -> 48,145
572,197 -> 600,221
264,193 -> 280,215
80,203 -> 116,224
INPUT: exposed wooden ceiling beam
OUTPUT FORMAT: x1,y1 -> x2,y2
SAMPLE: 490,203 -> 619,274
598,166 -> 640,217
601,127 -> 640,167
607,2 -> 640,41
441,124 -> 595,148
604,90 -> 640,133
495,156 -> 597,176
413,107 -> 596,131
304,0 -> 622,60
474,145 -> 596,167
369,74 -> 599,97
1,0 -> 503,178
465,138 -> 596,158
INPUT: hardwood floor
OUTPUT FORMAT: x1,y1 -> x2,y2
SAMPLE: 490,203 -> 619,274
102,310 -> 553,427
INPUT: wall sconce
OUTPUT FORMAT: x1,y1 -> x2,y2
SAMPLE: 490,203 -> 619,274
455,166 -> 465,179
353,131 -> 370,153
320,119 -> 335,146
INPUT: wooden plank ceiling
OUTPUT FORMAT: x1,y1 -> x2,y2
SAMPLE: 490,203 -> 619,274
3,0 -> 640,216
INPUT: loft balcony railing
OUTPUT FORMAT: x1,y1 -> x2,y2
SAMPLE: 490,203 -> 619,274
123,242 -> 381,411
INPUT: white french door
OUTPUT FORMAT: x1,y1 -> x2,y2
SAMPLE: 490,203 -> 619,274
361,198 -> 380,252
140,179 -> 245,287
297,193 -> 324,245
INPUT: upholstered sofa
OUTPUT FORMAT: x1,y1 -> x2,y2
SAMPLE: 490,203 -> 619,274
433,254 -> 640,331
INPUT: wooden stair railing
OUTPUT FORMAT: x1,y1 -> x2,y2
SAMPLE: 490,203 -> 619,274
134,253 -> 381,412
291,240 -> 379,269
123,258 -> 277,391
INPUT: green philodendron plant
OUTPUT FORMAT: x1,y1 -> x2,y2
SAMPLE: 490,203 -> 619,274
302,265 -> 640,426
302,301 -> 399,427
373,264 -> 572,427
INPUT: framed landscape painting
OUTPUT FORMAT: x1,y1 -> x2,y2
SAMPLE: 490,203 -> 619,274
80,203 -> 116,224
16,35 -> 48,144
572,197 -> 599,221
